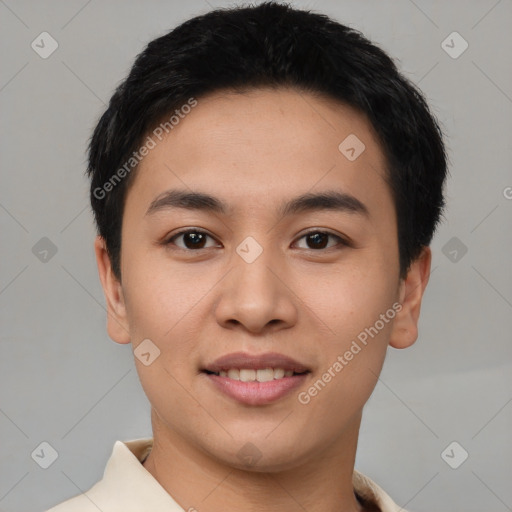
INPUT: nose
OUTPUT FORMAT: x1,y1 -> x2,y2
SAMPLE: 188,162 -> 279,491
214,246 -> 299,334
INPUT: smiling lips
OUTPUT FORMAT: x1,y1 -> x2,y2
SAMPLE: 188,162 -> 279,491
202,351 -> 311,405
218,368 -> 293,382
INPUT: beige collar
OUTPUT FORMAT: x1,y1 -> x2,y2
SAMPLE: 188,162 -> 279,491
47,438 -> 405,512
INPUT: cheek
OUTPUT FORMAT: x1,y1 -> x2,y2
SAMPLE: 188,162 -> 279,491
298,258 -> 399,335
121,247 -> 200,337
122,261 -> 204,415
298,294 -> 393,428
298,260 -> 397,398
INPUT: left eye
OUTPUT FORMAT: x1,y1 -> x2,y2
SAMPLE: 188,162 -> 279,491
165,229 -> 347,251
294,231 -> 347,250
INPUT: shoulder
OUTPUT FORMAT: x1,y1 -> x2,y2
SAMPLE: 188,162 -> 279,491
44,438 -> 155,512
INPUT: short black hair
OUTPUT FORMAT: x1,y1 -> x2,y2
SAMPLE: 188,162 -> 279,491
87,1 -> 448,281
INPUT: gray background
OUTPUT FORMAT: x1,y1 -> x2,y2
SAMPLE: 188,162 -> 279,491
1,0 -> 511,511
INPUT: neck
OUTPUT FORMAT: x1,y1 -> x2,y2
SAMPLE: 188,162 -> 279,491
142,408 -> 366,512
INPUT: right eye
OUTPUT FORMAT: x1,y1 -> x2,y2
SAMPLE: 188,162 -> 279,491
165,229 -> 221,251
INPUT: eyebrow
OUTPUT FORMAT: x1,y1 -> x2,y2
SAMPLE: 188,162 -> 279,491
145,188 -> 369,218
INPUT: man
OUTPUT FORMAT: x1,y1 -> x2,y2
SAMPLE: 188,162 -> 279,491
47,2 -> 447,510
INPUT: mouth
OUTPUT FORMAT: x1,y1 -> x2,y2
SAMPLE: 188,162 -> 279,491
201,352 -> 311,405
202,368 -> 308,381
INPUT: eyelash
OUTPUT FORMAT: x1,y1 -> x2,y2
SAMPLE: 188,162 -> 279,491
164,228 -> 351,252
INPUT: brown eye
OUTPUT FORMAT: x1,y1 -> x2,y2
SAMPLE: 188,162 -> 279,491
165,229 -> 348,252
166,230 -> 219,250
294,231 -> 348,250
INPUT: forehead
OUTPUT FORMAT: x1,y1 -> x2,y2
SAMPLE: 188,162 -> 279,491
125,87 -> 391,218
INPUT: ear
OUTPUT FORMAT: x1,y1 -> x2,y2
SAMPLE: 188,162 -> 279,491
94,235 -> 131,344
389,246 -> 432,349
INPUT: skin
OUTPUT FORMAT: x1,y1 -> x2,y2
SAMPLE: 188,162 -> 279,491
95,87 -> 431,512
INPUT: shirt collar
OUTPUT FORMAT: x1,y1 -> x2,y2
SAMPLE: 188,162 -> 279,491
68,438 -> 404,512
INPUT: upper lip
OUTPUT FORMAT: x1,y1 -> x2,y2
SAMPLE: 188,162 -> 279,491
203,352 -> 310,373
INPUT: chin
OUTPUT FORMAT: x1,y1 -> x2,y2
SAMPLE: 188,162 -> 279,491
206,435 -> 315,474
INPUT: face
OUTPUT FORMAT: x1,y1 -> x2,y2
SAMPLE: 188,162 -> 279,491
96,87 -> 430,471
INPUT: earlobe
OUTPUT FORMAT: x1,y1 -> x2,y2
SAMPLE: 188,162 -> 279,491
389,247 -> 432,349
94,235 -> 131,345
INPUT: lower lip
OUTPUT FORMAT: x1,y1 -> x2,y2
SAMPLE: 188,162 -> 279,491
204,372 -> 309,405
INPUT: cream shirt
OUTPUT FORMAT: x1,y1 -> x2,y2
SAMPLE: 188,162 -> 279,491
46,438 -> 406,512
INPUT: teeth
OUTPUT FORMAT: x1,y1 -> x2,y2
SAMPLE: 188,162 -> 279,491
239,369 -> 256,382
256,368 -> 274,382
227,369 -> 240,380
274,368 -> 285,379
215,368 -> 298,382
